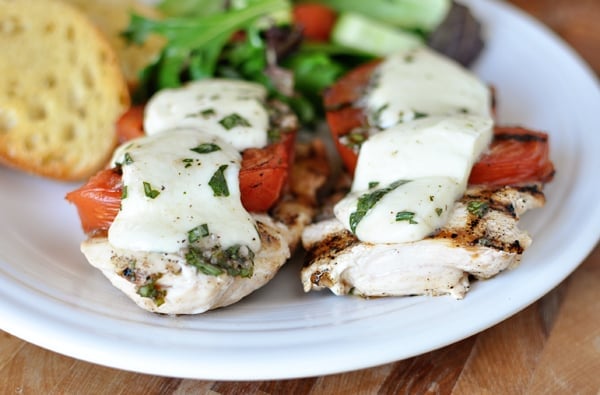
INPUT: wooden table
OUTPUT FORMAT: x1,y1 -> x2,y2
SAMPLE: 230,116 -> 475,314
2,1 -> 599,393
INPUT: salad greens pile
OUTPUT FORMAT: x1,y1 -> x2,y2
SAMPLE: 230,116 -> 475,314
123,0 -> 483,124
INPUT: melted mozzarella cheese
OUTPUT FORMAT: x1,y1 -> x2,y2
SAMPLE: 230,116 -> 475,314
108,129 -> 260,254
144,79 -> 269,151
363,47 -> 491,129
351,115 -> 493,192
335,177 -> 463,244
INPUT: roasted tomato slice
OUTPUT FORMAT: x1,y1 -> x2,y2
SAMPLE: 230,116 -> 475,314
468,126 -> 555,186
116,105 -> 145,143
293,3 -> 337,42
323,60 -> 380,175
240,131 -> 296,212
65,168 -> 123,235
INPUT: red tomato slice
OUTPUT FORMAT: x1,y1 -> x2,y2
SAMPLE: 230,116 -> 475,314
323,60 -> 380,111
468,126 -> 555,186
116,105 -> 145,143
240,131 -> 296,212
65,168 -> 122,236
293,3 -> 337,42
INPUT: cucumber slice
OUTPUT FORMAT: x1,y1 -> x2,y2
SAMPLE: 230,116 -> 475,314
331,13 -> 423,56
313,0 -> 451,31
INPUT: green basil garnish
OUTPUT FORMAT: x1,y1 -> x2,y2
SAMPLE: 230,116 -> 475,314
208,165 -> 229,197
219,113 -> 251,130
467,201 -> 489,218
190,143 -> 221,154
143,181 -> 160,199
349,180 -> 410,233
188,224 -> 209,243
396,211 -> 418,224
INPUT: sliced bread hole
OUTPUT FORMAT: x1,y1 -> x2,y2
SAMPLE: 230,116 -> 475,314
82,67 -> 94,89
98,49 -> 108,64
62,123 -> 76,142
44,22 -> 56,34
76,107 -> 87,119
28,103 -> 47,121
0,16 -> 24,35
44,74 -> 57,89
5,80 -> 19,98
65,25 -> 75,42
42,152 -> 64,166
24,134 -> 39,152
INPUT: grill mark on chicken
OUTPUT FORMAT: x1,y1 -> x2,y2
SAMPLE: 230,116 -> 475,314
301,185 -> 545,299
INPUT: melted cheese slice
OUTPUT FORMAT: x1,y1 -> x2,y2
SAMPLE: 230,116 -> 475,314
334,47 -> 495,245
108,129 -> 260,254
351,115 -> 493,192
363,47 -> 491,128
335,177 -> 463,243
144,79 -> 269,151
335,116 -> 492,244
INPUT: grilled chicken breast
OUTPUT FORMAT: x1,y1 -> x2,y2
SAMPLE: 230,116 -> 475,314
301,184 -> 545,299
79,139 -> 327,314
82,214 -> 292,314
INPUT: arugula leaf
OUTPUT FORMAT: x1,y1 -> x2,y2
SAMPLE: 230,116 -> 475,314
158,0 -> 228,17
123,0 -> 290,102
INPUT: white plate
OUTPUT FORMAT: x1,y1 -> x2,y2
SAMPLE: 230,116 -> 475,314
1,0 -> 599,381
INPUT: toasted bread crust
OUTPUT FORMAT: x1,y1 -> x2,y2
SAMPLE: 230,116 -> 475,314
0,0 -> 130,181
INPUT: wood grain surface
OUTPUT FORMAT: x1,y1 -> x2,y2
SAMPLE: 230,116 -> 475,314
1,1 -> 599,393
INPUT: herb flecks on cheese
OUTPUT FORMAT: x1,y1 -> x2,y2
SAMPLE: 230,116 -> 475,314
108,129 -> 260,255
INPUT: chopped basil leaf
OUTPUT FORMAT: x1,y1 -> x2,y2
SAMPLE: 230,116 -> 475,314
185,108 -> 216,118
143,181 -> 160,199
368,181 -> 380,189
186,248 -> 224,276
467,201 -> 489,217
182,158 -> 194,168
219,113 -> 251,130
121,185 -> 128,199
201,108 -> 216,117
137,275 -> 166,306
185,244 -> 254,278
371,103 -> 389,125
208,165 -> 229,197
190,143 -> 221,154
349,180 -> 410,233
396,211 -> 418,224
435,207 -> 443,216
188,223 -> 209,243
413,111 -> 428,119
124,152 -> 134,165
